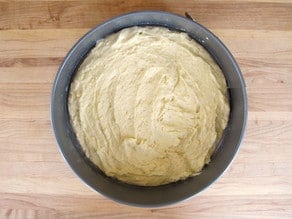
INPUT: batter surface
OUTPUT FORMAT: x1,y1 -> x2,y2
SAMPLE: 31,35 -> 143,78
68,26 -> 230,186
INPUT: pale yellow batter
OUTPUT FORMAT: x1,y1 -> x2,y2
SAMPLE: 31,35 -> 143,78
68,27 -> 230,186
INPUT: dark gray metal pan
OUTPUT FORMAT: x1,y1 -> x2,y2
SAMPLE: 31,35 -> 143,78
51,11 -> 248,207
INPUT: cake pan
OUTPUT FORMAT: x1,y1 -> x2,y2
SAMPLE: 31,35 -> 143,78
51,11 -> 248,207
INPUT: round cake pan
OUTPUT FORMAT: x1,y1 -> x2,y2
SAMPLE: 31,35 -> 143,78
51,11 -> 248,207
